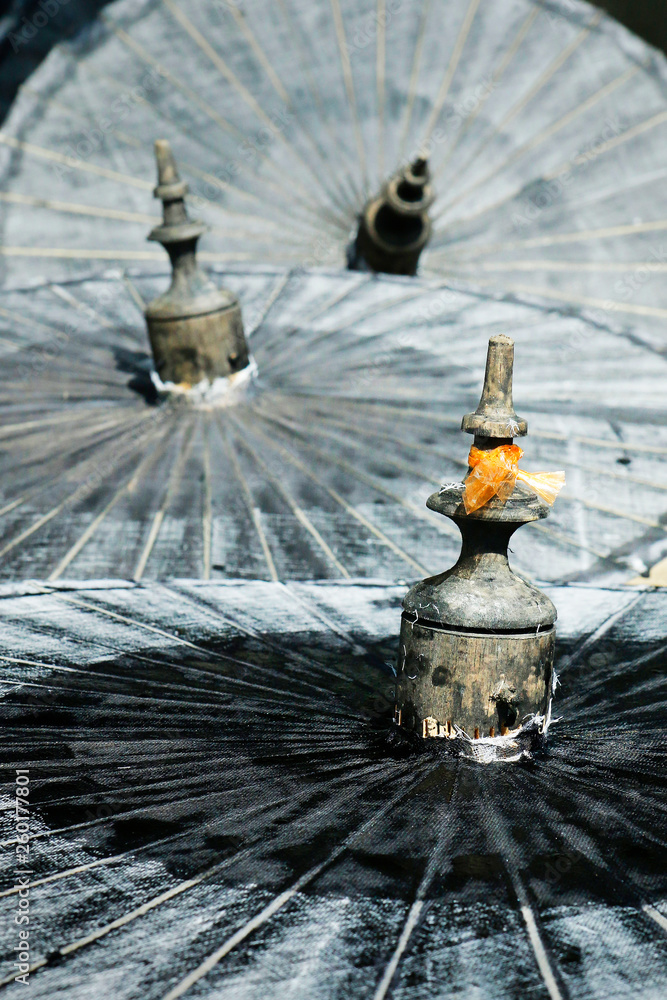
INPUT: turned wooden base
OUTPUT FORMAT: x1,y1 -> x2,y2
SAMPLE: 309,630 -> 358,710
397,617 -> 554,737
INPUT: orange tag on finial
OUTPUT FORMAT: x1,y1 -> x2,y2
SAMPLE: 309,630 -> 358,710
463,445 -> 565,514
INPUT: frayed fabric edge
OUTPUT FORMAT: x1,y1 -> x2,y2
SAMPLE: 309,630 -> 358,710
455,712 -> 555,764
421,677 -> 560,764
150,357 -> 258,406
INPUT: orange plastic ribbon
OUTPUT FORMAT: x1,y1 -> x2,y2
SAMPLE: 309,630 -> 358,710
463,444 -> 565,514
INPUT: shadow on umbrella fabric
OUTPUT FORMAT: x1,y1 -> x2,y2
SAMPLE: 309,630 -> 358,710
0,580 -> 665,998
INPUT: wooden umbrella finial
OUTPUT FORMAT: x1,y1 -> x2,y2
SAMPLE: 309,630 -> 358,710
349,156 -> 435,276
395,334 -> 557,747
144,140 -> 250,390
462,335 -> 528,440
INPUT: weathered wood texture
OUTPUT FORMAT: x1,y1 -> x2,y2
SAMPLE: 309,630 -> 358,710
352,159 -> 434,276
0,267 -> 666,584
0,580 -> 665,998
144,140 -> 250,386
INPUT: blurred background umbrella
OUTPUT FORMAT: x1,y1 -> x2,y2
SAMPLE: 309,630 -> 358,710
0,0 -> 666,351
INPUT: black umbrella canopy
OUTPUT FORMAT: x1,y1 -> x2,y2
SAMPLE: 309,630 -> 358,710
1,0 -> 667,344
0,579 -> 665,998
0,266 -> 666,585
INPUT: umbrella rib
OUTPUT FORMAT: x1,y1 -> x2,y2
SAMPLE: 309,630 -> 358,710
85,47 -> 340,230
96,24 -> 349,231
47,420 -> 174,582
202,416 -> 212,581
443,218 -> 667,258
33,591 -> 248,661
372,902 -> 425,1000
329,0 -> 368,188
0,411 -> 162,563
251,404 -> 458,537
544,108 -> 667,182
434,4 -> 540,177
101,16 -> 243,142
223,4 -> 357,220
376,0 -> 386,182
299,395 -> 667,492
479,792 -> 565,1000
567,592 -> 644,671
133,417 -> 198,582
161,0 -> 347,217
245,407 -> 431,575
448,258 -> 667,273
182,157 -> 347,234
299,273 -> 372,326
0,677 -> 232,712
161,0 -> 278,129
48,284 -> 146,352
0,407 -> 118,440
514,876 -> 565,1000
0,832 -> 184,900
49,285 -> 121,331
276,399 -> 655,555
456,277 -> 667,321
264,285 -> 437,380
643,905 -> 667,934
227,413 -> 351,579
397,0 -> 432,162
436,60 -> 640,218
437,9 -> 602,206
436,106 -> 667,238
0,781 -> 354,897
273,0 -> 366,210
247,270 -> 292,336
227,5 -> 289,103
165,582 -> 378,692
161,762 -> 429,1000
371,774 -> 460,999
255,274 -> 373,367
275,0 -> 325,115
0,409 -> 159,503
0,132 -> 152,190
122,272 -> 147,312
0,247 -> 305,264
4,606 -> 348,712
325,398 -> 667,456
0,763 -> 419,991
422,0 -> 483,144
216,416 -> 279,581
0,189 -> 157,225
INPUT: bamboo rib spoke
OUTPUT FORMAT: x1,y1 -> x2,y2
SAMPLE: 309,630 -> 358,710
436,61 -> 640,218
437,10 -> 603,210
434,5 -> 540,177
161,764 -> 428,1000
215,416 -> 278,581
245,407 -> 431,576
227,413 -> 351,579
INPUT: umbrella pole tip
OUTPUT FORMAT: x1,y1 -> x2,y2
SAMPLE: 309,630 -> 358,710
349,158 -> 435,276
154,139 -> 180,186
144,143 -> 250,392
462,335 -> 528,441
395,336 -> 556,749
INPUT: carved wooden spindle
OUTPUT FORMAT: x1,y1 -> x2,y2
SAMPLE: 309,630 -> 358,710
396,335 -> 556,739
350,156 -> 434,276
145,140 -> 250,389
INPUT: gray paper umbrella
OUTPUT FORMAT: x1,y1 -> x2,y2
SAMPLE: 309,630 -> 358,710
1,0 -> 667,342
0,578 -> 666,998
0,265 -> 666,585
